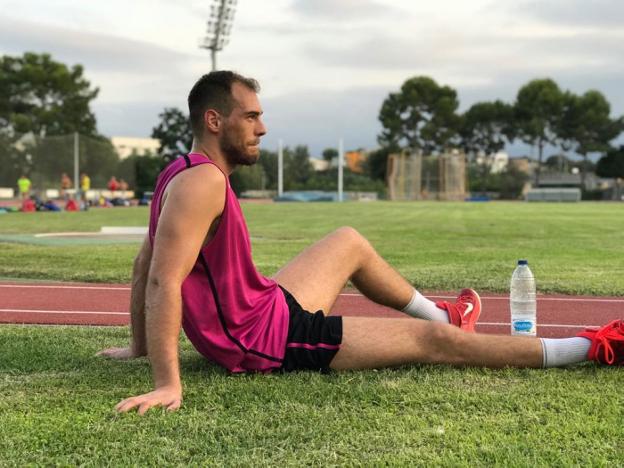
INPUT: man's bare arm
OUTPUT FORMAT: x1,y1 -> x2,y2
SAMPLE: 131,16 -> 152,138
97,236 -> 151,359
114,164 -> 226,414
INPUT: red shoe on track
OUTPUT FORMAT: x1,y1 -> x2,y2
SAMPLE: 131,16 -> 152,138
577,319 -> 624,365
436,288 -> 482,332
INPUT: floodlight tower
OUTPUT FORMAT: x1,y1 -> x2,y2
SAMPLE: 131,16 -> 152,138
200,0 -> 237,71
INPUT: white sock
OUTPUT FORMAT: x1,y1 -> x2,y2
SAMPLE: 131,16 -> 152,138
402,290 -> 450,323
540,337 -> 591,368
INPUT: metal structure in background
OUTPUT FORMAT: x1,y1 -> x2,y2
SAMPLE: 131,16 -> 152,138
387,151 -> 467,201
200,0 -> 237,71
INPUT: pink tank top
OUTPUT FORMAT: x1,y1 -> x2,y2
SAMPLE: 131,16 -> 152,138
148,152 -> 289,373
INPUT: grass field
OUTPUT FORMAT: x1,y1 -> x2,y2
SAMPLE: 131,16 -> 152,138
0,201 -> 623,294
1,201 -> 623,465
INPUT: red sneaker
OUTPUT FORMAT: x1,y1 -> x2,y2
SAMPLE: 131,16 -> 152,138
436,289 -> 482,332
577,319 -> 624,365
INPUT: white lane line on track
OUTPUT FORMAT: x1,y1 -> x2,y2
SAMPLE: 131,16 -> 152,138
1,284 -> 622,303
0,285 -> 130,291
0,309 -> 129,316
340,293 -> 624,303
0,309 -> 596,328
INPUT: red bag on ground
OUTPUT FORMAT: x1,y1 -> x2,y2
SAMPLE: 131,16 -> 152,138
65,199 -> 79,211
21,199 -> 36,212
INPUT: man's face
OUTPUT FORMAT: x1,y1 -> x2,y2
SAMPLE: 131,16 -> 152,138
219,82 -> 267,166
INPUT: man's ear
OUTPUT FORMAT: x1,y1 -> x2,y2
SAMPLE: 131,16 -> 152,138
204,109 -> 221,134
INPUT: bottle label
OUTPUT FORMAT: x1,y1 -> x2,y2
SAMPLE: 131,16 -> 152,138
512,320 -> 535,335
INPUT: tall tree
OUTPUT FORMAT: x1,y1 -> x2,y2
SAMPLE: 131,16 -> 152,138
284,145 -> 313,189
0,52 -> 98,137
151,107 -> 193,163
378,76 -> 461,154
514,78 -> 564,186
559,90 -> 623,188
460,100 -> 515,192
460,100 -> 515,156
322,148 -> 338,165
596,145 -> 624,200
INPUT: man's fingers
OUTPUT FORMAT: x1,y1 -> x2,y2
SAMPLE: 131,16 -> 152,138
138,401 -> 157,416
166,399 -> 182,412
116,397 -> 143,413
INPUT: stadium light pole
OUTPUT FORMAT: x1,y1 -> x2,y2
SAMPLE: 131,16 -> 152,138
200,0 -> 237,71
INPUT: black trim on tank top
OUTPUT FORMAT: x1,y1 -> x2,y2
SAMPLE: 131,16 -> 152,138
183,154 -> 192,168
198,253 -> 283,364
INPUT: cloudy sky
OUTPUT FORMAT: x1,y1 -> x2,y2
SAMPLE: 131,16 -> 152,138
1,0 -> 622,156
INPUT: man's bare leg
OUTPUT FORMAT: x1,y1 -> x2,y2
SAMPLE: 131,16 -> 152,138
273,227 -> 414,315
330,317 -> 544,370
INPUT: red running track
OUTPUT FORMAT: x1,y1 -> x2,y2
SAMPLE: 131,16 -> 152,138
0,281 -> 622,338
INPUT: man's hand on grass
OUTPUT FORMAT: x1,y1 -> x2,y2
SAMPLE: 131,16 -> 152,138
115,386 -> 182,415
96,346 -> 144,360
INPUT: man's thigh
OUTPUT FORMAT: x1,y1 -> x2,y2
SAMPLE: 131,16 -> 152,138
330,316 -> 439,370
272,228 -> 359,314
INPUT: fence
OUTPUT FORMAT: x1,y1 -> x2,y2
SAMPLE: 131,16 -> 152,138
0,132 -> 145,198
387,151 -> 467,201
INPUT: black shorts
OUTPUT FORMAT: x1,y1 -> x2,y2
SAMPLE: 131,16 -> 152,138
279,286 -> 343,373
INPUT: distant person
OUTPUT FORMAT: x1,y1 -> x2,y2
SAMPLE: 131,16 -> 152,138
17,174 -> 31,200
98,71 -> 624,415
107,176 -> 120,192
119,178 -> 129,199
80,173 -> 91,210
60,173 -> 72,200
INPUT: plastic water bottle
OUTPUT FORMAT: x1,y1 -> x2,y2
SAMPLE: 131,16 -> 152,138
510,260 -> 536,336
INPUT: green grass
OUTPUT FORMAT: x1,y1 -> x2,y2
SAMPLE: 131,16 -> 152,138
1,202 -> 623,294
1,201 -> 623,465
1,326 -> 623,466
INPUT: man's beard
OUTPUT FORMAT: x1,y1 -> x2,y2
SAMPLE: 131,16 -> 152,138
219,131 -> 259,167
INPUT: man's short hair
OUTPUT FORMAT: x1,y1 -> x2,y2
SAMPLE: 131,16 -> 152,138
188,71 -> 260,138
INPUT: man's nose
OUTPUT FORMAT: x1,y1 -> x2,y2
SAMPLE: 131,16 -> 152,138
256,118 -> 267,136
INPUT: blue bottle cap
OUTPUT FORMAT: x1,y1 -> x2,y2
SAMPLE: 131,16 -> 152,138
518,259 -> 528,265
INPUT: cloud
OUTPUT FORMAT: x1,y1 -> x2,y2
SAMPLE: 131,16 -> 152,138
515,0 -> 624,28
0,15 -> 195,74
290,0 -> 402,20
260,86 -> 388,154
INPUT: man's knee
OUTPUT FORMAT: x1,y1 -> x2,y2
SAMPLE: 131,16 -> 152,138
332,226 -> 371,252
416,321 -> 466,364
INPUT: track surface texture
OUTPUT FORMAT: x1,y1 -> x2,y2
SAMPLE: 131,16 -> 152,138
1,281 -> 622,338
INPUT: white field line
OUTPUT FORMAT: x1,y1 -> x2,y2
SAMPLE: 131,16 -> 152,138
0,309 -> 596,328
0,284 -> 130,291
340,293 -> 624,303
0,308 -> 129,316
1,284 -> 622,303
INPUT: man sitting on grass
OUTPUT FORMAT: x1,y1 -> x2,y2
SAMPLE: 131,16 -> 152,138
98,71 -> 624,414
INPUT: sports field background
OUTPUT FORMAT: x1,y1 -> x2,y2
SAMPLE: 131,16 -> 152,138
0,202 -> 622,294
1,202 -> 623,465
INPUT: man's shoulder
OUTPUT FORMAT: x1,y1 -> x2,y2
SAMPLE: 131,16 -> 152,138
166,162 -> 226,201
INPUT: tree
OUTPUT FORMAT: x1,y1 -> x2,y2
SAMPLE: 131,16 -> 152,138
284,145 -> 313,189
151,107 -> 193,163
257,149 -> 278,189
460,100 -> 514,157
559,90 -> 623,188
514,78 -> 564,186
596,145 -> 624,200
0,52 -> 99,137
322,148 -> 338,165
378,76 -> 461,154
364,145 -> 398,181
460,100 -> 515,192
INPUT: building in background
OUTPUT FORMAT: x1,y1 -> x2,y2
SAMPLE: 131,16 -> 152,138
111,136 -> 160,159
